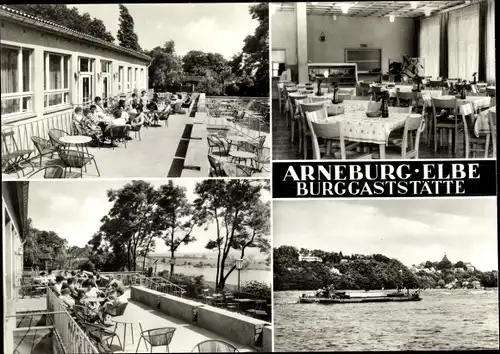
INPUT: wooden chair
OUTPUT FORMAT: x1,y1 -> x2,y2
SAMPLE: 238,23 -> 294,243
283,86 -> 298,128
431,97 -> 458,154
347,96 -> 371,101
460,103 -> 489,158
486,87 -> 496,97
136,327 -> 176,353
191,340 -> 239,353
299,101 -> 327,159
384,114 -> 425,159
396,91 -> 418,110
489,109 -> 496,158
305,108 -> 337,160
290,94 -> 308,144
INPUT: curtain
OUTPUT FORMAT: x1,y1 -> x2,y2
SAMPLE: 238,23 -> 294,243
448,3 -> 480,80
478,0 -> 487,81
49,55 -> 61,90
439,13 -> 449,78
1,47 -> 18,94
419,16 -> 440,79
486,0 -> 495,84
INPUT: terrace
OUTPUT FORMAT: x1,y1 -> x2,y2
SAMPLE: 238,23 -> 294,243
12,272 -> 272,354
2,93 -> 270,179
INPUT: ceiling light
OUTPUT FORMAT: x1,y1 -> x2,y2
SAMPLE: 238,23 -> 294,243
424,7 -> 431,16
311,2 -> 319,5
389,15 -> 395,22
338,2 -> 352,14
409,1 -> 419,9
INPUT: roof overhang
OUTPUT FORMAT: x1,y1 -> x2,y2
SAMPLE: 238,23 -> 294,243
0,5 -> 151,62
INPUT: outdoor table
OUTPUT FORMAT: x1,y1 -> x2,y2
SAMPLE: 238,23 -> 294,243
315,111 -> 410,159
59,135 -> 92,153
111,319 -> 145,350
226,135 -> 249,152
82,297 -> 106,303
230,151 -> 255,166
475,106 -> 496,137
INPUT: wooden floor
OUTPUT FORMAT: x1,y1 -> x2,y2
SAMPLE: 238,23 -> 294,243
271,100 -> 478,160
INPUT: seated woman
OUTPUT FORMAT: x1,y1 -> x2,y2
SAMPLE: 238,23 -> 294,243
72,107 -> 85,131
146,99 -> 160,125
93,96 -> 107,118
130,105 -> 145,127
100,286 -> 128,326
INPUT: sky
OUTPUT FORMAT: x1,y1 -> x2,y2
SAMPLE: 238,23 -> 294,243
70,3 -> 258,59
274,198 -> 498,271
28,180 -> 270,257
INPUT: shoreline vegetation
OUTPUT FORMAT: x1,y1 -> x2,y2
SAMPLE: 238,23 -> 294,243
274,246 -> 498,291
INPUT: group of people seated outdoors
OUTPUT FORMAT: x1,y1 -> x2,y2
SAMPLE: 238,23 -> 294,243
45,269 -> 128,327
71,90 -> 190,145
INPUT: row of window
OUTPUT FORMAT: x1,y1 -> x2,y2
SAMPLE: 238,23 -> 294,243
0,44 -> 146,118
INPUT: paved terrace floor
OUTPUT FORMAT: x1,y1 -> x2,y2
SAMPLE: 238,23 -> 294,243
14,291 -> 254,353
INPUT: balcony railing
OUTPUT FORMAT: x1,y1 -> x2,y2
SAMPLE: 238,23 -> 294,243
46,287 -> 99,354
98,272 -> 186,297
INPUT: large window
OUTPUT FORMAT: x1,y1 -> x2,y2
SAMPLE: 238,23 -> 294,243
44,52 -> 70,109
272,49 -> 286,77
1,46 -> 33,118
118,66 -> 124,92
448,4 -> 479,79
419,16 -> 440,79
127,67 -> 132,92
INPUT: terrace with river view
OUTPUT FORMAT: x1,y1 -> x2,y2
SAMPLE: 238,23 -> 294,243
12,272 -> 272,354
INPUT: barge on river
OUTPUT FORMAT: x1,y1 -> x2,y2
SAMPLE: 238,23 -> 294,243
298,291 -> 422,304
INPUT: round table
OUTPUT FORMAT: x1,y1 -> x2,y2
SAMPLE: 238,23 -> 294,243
230,151 -> 256,166
60,135 -> 92,152
226,135 -> 249,152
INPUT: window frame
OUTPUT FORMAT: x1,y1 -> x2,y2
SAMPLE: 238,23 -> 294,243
1,44 -> 34,120
44,52 -> 71,110
271,49 -> 286,77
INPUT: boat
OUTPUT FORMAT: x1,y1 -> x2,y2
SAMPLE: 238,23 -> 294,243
298,291 -> 422,304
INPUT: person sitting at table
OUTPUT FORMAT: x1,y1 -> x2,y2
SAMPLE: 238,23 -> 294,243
182,94 -> 192,108
59,287 -> 76,310
131,105 -> 145,127
94,97 -> 107,118
127,92 -> 140,108
66,277 -> 78,297
140,90 -> 148,108
100,286 -> 128,326
84,279 -> 100,298
171,94 -> 185,114
73,106 -> 85,125
53,275 -> 65,296
146,98 -> 160,125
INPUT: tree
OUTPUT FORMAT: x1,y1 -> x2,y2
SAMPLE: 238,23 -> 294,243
156,181 -> 197,279
194,180 -> 270,290
10,5 -> 114,43
98,181 -> 159,271
240,3 -> 269,97
117,4 -> 141,51
454,261 -> 467,270
147,41 -> 184,91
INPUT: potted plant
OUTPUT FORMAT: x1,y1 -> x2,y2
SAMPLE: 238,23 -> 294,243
401,55 -> 424,92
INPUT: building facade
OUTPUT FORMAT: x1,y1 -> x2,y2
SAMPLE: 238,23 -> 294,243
0,5 -> 151,151
2,181 -> 29,354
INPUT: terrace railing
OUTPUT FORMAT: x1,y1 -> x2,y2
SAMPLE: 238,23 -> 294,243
98,272 -> 186,297
2,109 -> 73,152
46,287 -> 99,354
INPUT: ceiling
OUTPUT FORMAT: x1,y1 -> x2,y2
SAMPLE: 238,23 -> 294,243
273,1 -> 479,18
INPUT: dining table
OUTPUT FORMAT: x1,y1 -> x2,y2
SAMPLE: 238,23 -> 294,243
59,135 -> 92,153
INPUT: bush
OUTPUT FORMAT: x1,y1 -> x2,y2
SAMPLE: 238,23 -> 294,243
80,261 -> 95,272
241,280 -> 271,298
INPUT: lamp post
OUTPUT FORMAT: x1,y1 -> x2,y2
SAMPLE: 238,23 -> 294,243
235,258 -> 244,300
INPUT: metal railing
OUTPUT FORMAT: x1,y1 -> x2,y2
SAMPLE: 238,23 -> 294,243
46,287 -> 99,354
98,272 -> 186,297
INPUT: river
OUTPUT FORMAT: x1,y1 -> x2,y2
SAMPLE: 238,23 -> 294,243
156,264 -> 271,286
274,289 -> 499,351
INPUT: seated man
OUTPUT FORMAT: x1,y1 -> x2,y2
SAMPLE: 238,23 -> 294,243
52,275 -> 65,296
59,288 -> 76,310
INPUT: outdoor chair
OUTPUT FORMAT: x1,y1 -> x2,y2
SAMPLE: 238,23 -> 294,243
58,149 -> 100,178
253,146 -> 270,172
48,128 -> 70,150
85,321 -> 123,353
208,135 -> 227,156
25,165 -> 65,179
108,125 -> 131,149
31,136 -> 59,167
208,154 -> 227,177
130,124 -> 143,141
1,130 -> 35,177
135,327 -> 176,353
191,340 -> 239,353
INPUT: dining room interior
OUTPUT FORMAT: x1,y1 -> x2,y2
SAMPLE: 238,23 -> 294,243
271,1 -> 496,161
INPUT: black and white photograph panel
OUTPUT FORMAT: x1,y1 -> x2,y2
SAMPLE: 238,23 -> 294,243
271,1 -> 496,161
2,180 -> 272,353
1,3 -> 270,179
273,198 -> 498,351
